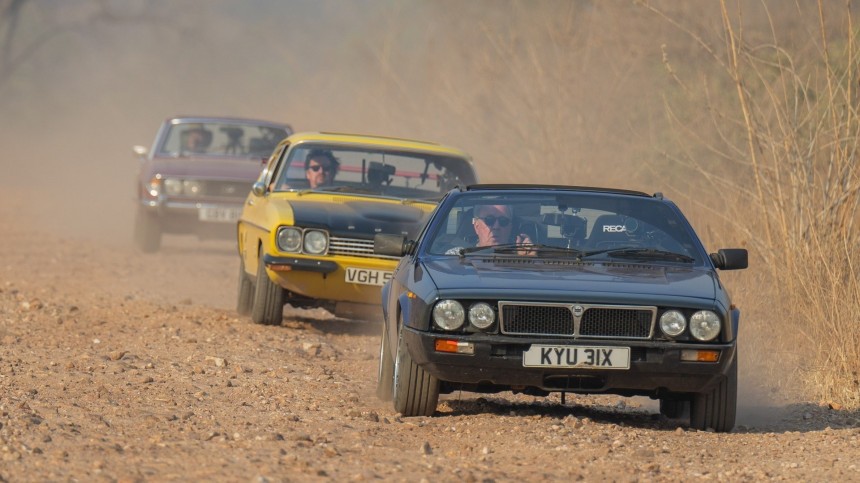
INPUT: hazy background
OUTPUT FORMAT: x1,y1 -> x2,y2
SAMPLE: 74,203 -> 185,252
0,0 -> 729,239
2,0 -> 858,409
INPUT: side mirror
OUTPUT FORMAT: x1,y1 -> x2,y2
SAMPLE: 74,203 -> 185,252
709,248 -> 748,270
132,145 -> 148,158
374,233 -> 413,257
251,181 -> 267,197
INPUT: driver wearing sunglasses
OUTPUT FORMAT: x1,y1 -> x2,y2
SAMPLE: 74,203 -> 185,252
446,204 -> 534,255
304,149 -> 339,189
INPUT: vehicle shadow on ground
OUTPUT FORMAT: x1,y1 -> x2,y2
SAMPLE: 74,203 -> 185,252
440,397 -> 860,434
735,402 -> 860,434
440,396 -> 671,431
280,314 -> 380,337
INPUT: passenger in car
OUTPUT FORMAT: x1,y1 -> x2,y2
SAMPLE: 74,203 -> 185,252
446,204 -> 535,255
273,149 -> 340,191
181,125 -> 211,154
304,149 -> 339,189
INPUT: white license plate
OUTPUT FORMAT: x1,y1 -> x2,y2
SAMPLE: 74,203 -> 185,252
523,345 -> 630,369
198,206 -> 242,223
345,267 -> 393,286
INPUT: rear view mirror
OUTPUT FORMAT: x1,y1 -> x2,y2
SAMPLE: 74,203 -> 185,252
374,233 -> 413,257
251,181 -> 266,197
709,248 -> 748,270
132,145 -> 148,158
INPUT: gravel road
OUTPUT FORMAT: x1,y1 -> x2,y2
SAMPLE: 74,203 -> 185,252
1,197 -> 859,482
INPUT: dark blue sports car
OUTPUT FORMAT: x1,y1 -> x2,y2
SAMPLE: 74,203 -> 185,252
374,185 -> 748,432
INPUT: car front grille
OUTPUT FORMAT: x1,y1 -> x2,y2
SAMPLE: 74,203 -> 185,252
499,302 -> 655,339
200,180 -> 251,197
328,236 -> 400,260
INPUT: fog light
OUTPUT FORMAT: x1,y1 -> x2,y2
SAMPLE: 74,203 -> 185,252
680,350 -> 720,362
434,339 -> 474,354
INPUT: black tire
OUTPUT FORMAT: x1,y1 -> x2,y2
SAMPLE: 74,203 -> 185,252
250,256 -> 284,326
133,209 -> 161,253
392,324 -> 439,416
376,320 -> 394,401
690,356 -> 738,432
236,258 -> 254,316
659,398 -> 689,419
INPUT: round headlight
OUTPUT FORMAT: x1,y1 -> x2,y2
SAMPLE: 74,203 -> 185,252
433,300 -> 465,331
277,227 -> 302,252
163,178 -> 183,196
690,311 -> 721,341
303,230 -> 328,254
659,310 -> 687,337
468,302 -> 495,330
183,180 -> 202,196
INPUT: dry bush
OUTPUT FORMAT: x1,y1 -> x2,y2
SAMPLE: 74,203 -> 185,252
644,0 -> 860,407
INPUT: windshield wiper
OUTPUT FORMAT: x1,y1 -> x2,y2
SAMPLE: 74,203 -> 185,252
458,243 -> 584,258
601,248 -> 695,263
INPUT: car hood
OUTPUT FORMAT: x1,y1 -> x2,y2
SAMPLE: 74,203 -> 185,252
421,256 -> 717,301
289,199 -> 432,238
147,155 -> 266,180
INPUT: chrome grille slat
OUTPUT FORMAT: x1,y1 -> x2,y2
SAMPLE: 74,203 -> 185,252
499,302 -> 655,339
329,236 -> 400,260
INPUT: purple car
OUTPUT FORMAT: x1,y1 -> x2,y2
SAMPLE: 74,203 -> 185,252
132,116 -> 293,252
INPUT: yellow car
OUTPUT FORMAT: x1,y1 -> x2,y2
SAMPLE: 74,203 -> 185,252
236,132 -> 478,325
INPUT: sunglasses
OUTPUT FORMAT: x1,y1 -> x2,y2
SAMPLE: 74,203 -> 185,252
476,215 -> 511,227
308,164 -> 334,173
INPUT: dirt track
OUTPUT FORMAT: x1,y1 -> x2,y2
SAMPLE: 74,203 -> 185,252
1,198 -> 859,482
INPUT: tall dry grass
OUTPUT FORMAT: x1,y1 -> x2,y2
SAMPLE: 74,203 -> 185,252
645,0 -> 860,407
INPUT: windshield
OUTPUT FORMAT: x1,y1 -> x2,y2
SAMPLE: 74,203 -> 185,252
270,143 -> 476,198
425,192 -> 703,263
158,121 -> 288,158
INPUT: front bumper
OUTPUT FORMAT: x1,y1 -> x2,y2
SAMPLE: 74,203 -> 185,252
403,326 -> 735,396
139,199 -> 243,234
264,254 -> 396,306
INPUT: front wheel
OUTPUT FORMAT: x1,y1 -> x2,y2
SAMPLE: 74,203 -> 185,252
690,356 -> 738,432
376,320 -> 394,401
250,255 -> 284,325
393,324 -> 439,416
133,209 -> 161,253
236,258 -> 254,315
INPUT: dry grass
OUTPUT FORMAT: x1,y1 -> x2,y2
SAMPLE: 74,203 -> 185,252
643,0 -> 860,407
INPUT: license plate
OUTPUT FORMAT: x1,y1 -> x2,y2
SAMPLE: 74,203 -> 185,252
345,267 -> 393,286
199,206 -> 242,223
523,345 -> 630,369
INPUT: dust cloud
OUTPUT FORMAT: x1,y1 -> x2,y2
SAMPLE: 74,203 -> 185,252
0,0 -> 807,415
0,0 -> 704,241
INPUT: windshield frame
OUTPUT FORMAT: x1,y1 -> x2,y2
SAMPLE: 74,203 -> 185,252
418,190 -> 710,266
270,141 -> 477,199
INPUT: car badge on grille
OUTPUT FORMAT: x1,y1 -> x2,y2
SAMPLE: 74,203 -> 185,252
572,305 -> 584,317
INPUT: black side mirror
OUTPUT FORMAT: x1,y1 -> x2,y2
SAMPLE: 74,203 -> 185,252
709,248 -> 748,270
374,233 -> 413,257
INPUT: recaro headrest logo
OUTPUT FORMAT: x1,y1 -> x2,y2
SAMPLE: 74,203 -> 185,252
602,225 -> 626,233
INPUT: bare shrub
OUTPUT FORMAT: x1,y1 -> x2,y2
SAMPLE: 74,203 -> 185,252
644,0 -> 860,407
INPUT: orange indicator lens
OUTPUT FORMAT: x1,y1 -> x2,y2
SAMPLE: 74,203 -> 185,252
680,350 -> 720,362
434,339 -> 474,354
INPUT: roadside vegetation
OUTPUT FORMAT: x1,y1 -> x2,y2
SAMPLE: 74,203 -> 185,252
643,0 -> 860,408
